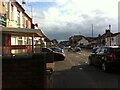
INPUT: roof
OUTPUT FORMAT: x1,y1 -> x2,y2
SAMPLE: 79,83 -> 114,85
1,27 -> 51,42
103,46 -> 120,48
12,0 -> 25,12
1,27 -> 45,37
111,32 -> 120,37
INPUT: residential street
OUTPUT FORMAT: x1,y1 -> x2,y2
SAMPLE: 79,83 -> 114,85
52,49 -> 120,88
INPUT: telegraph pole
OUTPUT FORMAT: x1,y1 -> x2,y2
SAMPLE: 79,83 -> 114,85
92,24 -> 93,39
109,25 -> 111,46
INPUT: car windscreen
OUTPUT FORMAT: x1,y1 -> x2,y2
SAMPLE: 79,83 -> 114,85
109,48 -> 120,58
109,48 -> 120,53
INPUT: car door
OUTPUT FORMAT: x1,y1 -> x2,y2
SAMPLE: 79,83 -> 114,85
96,47 -> 107,65
95,47 -> 105,65
92,47 -> 101,65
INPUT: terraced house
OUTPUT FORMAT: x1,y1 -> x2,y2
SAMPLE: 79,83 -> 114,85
1,0 -> 51,55
0,0 -> 7,27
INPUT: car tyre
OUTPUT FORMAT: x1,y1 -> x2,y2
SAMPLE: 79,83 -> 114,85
88,58 -> 93,66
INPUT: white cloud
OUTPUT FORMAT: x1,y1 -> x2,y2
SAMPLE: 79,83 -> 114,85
32,0 -> 120,40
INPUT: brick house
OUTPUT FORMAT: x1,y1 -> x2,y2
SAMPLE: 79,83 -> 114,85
89,30 -> 120,47
0,0 -> 7,27
1,0 -> 51,55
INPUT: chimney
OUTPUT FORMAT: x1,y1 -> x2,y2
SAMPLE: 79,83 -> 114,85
105,29 -> 110,34
109,25 -> 111,31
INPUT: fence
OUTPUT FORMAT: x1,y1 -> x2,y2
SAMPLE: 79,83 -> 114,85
2,52 -> 54,88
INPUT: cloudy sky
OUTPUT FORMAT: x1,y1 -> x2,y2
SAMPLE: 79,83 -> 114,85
20,0 -> 120,41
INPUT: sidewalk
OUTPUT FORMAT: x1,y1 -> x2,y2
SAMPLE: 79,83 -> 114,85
46,62 -> 55,88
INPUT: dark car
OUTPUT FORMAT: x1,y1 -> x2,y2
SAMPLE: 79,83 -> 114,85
73,47 -> 81,52
50,47 -> 65,61
88,46 -> 120,72
41,47 -> 53,53
41,47 -> 65,61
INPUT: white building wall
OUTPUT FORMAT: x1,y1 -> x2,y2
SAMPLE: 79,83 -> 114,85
106,36 -> 118,46
111,37 -> 117,46
20,12 -> 23,28
13,5 -> 17,22
9,2 -> 11,20
116,34 -> 120,45
22,37 -> 24,45
78,38 -> 89,46
11,37 -> 16,45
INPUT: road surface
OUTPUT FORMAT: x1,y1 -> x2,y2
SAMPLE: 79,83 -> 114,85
52,49 -> 120,88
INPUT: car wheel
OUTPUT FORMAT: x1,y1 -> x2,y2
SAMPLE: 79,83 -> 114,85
88,58 -> 93,65
101,62 -> 108,72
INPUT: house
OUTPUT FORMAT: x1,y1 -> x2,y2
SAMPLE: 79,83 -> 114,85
0,0 -> 7,27
69,35 -> 96,48
51,39 -> 58,47
59,41 -> 69,47
1,0 -> 51,54
69,35 -> 83,47
6,1 -> 31,28
77,36 -> 91,47
105,32 -> 120,46
89,29 -> 120,47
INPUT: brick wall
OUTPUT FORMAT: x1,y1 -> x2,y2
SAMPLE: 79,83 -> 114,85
2,53 -> 48,89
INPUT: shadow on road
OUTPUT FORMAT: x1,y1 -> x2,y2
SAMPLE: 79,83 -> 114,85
53,64 -> 120,88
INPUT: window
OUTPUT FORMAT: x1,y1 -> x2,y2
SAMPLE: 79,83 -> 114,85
25,19 -> 28,28
18,36 -> 23,45
10,4 -> 13,20
18,40 -> 22,45
17,10 -> 20,26
95,48 -> 101,54
18,36 -> 22,40
2,2 -> 5,6
111,37 -> 114,41
99,48 -> 107,54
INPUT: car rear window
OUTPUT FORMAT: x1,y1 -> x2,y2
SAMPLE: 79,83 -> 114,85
109,48 -> 120,54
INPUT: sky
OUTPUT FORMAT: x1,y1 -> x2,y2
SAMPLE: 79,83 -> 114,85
18,0 -> 120,41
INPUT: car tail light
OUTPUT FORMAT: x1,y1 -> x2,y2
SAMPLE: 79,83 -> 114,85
108,53 -> 116,61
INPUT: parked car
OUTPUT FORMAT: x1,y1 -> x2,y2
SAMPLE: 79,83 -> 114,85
73,47 -> 81,52
67,46 -> 73,52
41,47 -> 65,61
41,47 -> 53,53
50,47 -> 65,61
88,46 -> 120,72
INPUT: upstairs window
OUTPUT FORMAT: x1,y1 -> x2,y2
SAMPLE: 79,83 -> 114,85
17,10 -> 20,26
10,4 -> 13,20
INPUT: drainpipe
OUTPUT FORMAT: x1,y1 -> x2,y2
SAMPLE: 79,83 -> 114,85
32,34 -> 34,53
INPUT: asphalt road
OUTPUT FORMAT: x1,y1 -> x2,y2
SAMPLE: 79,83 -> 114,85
52,49 -> 120,88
